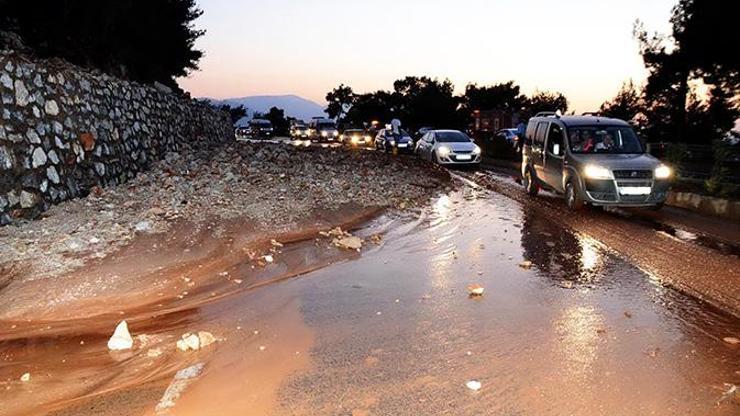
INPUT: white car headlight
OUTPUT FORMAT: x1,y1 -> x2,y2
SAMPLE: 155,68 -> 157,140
472,145 -> 481,155
655,164 -> 672,179
321,131 -> 328,137
438,146 -> 451,157
584,165 -> 613,180
389,140 -> 396,146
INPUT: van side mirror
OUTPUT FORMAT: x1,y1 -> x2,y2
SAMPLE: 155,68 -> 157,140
553,143 -> 560,156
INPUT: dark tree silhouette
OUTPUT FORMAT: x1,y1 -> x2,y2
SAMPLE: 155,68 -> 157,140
0,0 -> 205,89
599,80 -> 644,122
265,107 -> 289,135
634,0 -> 739,143
325,84 -> 355,120
525,91 -> 569,117
462,81 -> 526,113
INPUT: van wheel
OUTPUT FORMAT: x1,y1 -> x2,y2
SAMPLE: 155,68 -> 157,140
523,168 -> 539,196
565,181 -> 585,210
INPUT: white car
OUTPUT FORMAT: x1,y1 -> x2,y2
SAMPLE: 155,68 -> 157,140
415,130 -> 482,165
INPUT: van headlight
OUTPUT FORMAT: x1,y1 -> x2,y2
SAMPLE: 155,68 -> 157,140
472,145 -> 481,155
321,131 -> 328,137
438,146 -> 451,157
584,165 -> 613,180
655,164 -> 672,179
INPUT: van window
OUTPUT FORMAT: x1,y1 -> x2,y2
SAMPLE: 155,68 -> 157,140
525,122 -> 537,144
546,123 -> 564,156
535,122 -> 548,145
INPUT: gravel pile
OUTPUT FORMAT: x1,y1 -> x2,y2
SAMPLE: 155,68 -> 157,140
0,142 -> 450,281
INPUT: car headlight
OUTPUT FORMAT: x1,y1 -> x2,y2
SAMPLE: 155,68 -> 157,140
438,146 -> 451,157
472,145 -> 481,155
584,165 -> 613,180
351,136 -> 359,144
321,131 -> 328,137
655,164 -> 672,179
333,131 -> 339,136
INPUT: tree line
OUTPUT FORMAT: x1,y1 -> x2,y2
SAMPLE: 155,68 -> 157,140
325,78 -> 568,133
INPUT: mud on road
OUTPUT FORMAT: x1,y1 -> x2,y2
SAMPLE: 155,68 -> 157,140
0,150 -> 739,415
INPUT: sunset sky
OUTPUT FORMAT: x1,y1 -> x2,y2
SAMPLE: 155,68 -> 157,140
177,0 -> 676,113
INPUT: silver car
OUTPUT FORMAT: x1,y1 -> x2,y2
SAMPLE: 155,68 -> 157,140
415,130 -> 482,165
521,113 -> 673,210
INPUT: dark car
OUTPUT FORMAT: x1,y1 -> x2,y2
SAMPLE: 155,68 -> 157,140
249,119 -> 274,139
374,128 -> 414,153
495,128 -> 519,144
521,112 -> 672,210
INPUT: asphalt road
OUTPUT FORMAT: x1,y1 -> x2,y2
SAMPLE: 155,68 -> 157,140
2,160 -> 739,416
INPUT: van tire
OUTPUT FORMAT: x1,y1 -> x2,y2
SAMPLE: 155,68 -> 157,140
565,180 -> 585,210
523,167 -> 539,197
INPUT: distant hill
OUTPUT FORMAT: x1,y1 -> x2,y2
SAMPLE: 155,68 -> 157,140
208,95 -> 326,126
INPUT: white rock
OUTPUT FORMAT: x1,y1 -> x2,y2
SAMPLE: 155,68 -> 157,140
44,100 -> 60,116
263,254 -> 274,263
135,220 -> 152,232
107,320 -> 134,351
177,333 -> 201,352
198,331 -> 217,348
466,380 -> 482,391
20,372 -> 30,382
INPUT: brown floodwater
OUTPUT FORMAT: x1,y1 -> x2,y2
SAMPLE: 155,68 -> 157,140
1,181 -> 739,415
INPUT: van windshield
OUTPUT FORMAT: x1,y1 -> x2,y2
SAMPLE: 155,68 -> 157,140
568,126 -> 643,154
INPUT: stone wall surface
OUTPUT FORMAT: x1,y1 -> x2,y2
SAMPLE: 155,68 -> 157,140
0,49 -> 231,224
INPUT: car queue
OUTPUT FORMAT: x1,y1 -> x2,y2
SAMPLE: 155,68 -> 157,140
244,111 -> 674,211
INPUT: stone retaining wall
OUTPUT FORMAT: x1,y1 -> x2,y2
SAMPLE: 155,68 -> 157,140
0,50 -> 231,224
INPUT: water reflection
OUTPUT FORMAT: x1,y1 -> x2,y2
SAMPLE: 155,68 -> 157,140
554,305 -> 604,379
520,210 -> 606,285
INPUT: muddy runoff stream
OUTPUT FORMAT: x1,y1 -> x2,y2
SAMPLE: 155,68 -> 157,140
1,180 -> 739,415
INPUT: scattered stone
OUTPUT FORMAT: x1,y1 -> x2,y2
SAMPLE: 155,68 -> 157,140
723,337 -> 740,345
333,235 -> 363,251
270,239 -> 284,248
467,283 -> 485,297
20,373 -> 31,382
263,254 -> 274,263
176,333 -> 201,352
197,331 -> 217,348
466,380 -> 482,391
518,260 -> 533,269
147,348 -> 163,358
134,220 -> 152,232
176,331 -> 218,352
107,320 -> 134,351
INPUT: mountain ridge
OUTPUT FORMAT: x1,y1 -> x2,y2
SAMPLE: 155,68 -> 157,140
206,94 -> 326,125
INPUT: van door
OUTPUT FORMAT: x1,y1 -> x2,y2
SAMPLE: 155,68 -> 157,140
544,123 -> 566,192
532,121 -> 549,179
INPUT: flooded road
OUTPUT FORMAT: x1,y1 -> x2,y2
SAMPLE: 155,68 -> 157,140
2,179 -> 739,415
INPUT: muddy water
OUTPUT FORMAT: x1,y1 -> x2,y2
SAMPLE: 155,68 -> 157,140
2,182 -> 740,415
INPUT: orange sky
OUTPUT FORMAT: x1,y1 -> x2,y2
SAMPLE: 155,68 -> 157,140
178,0 -> 676,113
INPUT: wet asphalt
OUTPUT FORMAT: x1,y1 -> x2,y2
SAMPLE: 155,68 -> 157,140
3,168 -> 740,416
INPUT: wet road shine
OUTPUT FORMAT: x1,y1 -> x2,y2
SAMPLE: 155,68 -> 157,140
2,180 -> 739,415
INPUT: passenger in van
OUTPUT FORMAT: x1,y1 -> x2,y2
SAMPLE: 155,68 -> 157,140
595,134 -> 615,152
582,133 -> 596,153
